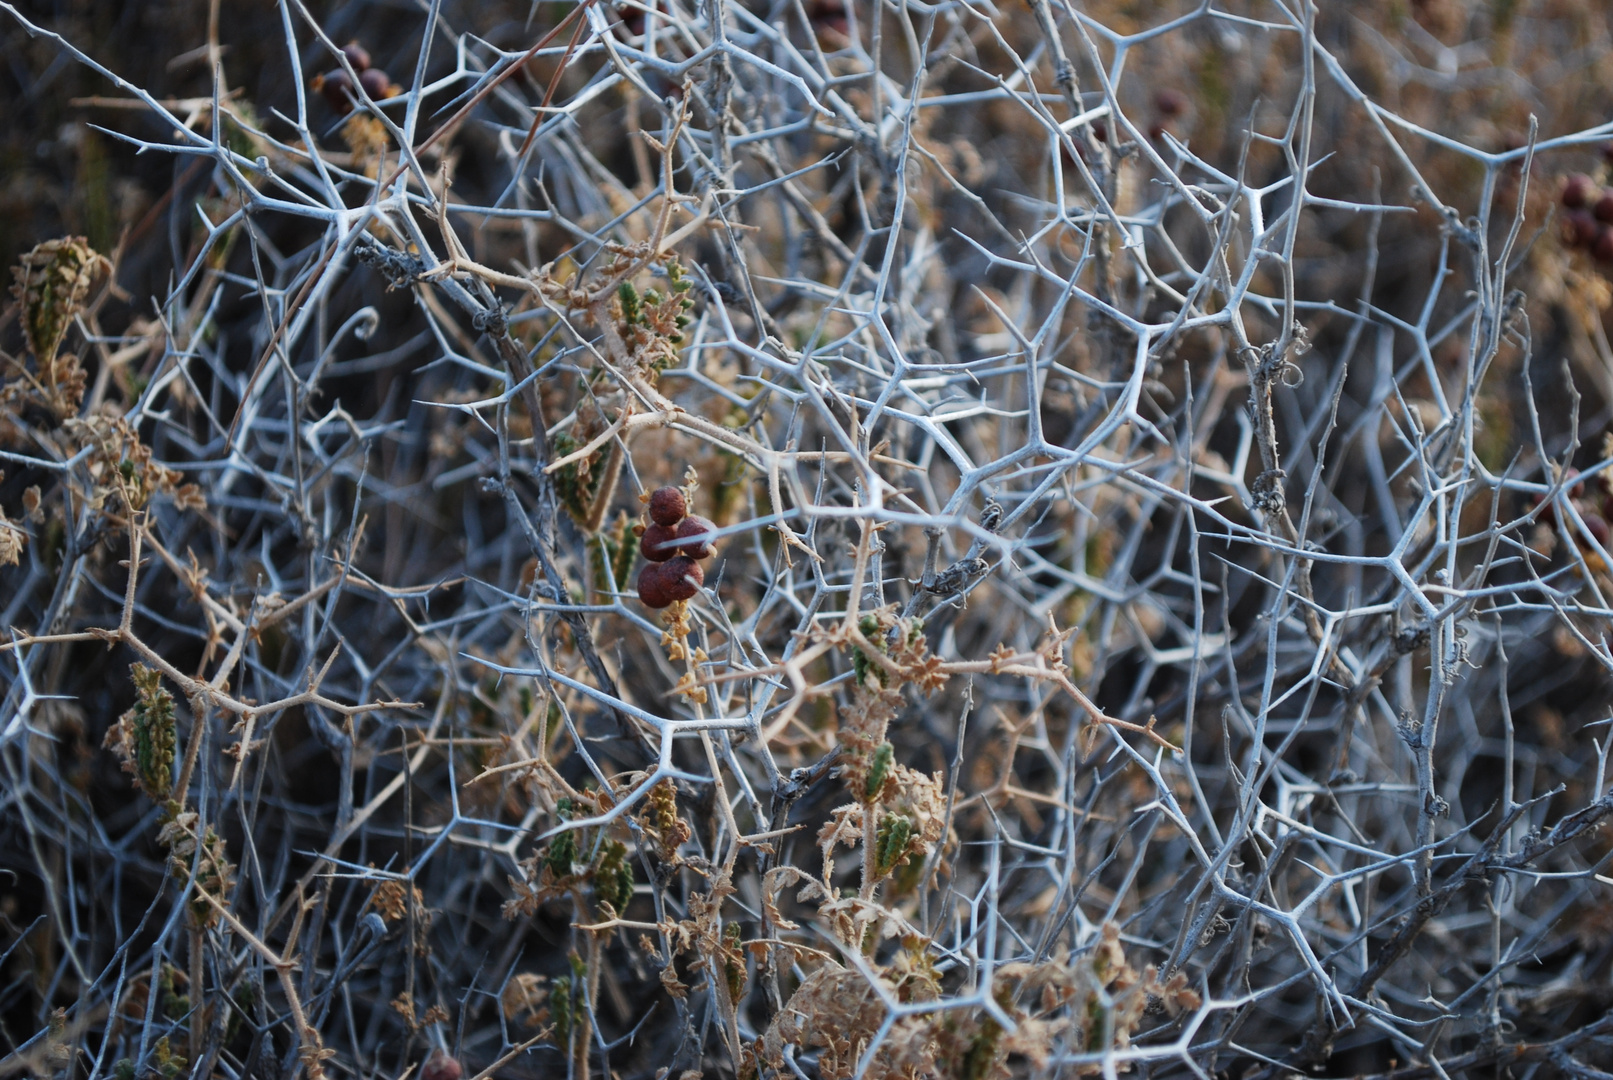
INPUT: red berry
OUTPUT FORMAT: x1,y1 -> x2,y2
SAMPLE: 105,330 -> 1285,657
619,1 -> 645,37
1155,89 -> 1187,117
1586,514 -> 1611,547
648,486 -> 686,527
1595,227 -> 1613,262
637,562 -> 676,608
314,69 -> 355,114
340,41 -> 372,72
1564,210 -> 1598,247
421,1050 -> 462,1080
1562,174 -> 1595,209
640,523 -> 678,562
1566,467 -> 1586,499
672,515 -> 716,559
1594,193 -> 1613,223
808,0 -> 849,38
359,67 -> 398,100
661,556 -> 703,602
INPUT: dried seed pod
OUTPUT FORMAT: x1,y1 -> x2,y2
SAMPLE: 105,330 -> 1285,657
1563,173 -> 1596,209
420,1049 -> 462,1080
640,523 -> 678,562
358,67 -> 399,100
865,741 -> 893,801
722,922 -> 747,1001
108,663 -> 176,799
875,813 -> 913,875
593,839 -> 634,913
313,69 -> 356,115
648,486 -> 686,527
11,236 -> 108,370
662,556 -> 703,602
637,562 -> 676,609
340,41 -> 372,72
672,515 -> 716,559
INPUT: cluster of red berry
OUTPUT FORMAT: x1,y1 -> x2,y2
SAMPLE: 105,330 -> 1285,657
635,487 -> 716,609
1560,172 -> 1613,262
310,42 -> 399,115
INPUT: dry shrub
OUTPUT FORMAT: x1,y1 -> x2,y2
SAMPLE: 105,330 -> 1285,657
6,3 -> 1613,1080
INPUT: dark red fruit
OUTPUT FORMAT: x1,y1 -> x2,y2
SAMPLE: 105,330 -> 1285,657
640,523 -> 678,562
1602,142 -> 1613,165
340,41 -> 372,72
313,69 -> 356,114
672,515 -> 716,559
1595,227 -> 1613,262
1090,119 -> 1108,143
648,486 -> 686,527
1566,467 -> 1586,499
637,562 -> 676,608
1594,193 -> 1613,224
807,0 -> 849,39
1563,175 -> 1594,208
1147,123 -> 1166,142
1155,89 -> 1187,118
1585,514 -> 1611,547
617,0 -> 655,37
359,67 -> 399,100
1565,210 -> 1598,247
661,556 -> 703,601
1562,174 -> 1595,209
421,1050 -> 462,1080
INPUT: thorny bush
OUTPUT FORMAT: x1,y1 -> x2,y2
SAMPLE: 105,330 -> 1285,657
6,2 -> 1613,1080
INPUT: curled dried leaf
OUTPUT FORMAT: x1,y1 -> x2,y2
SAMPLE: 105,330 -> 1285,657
500,972 -> 549,1027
